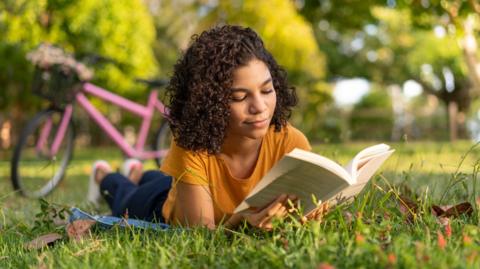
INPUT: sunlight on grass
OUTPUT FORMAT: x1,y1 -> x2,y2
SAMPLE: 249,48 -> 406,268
1,141 -> 480,268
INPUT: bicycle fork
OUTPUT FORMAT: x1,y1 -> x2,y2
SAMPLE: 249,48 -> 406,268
36,105 -> 73,157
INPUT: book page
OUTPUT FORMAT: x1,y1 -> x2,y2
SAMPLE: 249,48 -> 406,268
356,149 -> 394,183
318,149 -> 394,212
326,182 -> 368,207
345,144 -> 391,180
287,149 -> 353,184
242,161 -> 350,215
245,149 -> 352,199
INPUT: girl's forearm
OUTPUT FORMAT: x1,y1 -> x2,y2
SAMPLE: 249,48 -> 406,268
223,213 -> 244,229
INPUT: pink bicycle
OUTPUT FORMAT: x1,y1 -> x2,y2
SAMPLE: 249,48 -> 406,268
11,45 -> 172,198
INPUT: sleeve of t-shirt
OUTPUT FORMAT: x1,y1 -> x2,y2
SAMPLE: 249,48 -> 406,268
159,141 -> 209,186
284,124 -> 312,153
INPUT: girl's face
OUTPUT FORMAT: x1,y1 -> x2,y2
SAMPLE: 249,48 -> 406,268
226,59 -> 277,141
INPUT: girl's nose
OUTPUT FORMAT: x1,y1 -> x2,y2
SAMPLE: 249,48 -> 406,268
249,93 -> 268,114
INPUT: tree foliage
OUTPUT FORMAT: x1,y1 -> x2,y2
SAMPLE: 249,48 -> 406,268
301,0 -> 480,140
0,0 -> 157,114
350,89 -> 393,140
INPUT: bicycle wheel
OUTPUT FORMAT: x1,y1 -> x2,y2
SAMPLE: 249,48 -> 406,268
153,121 -> 172,167
11,109 -> 75,197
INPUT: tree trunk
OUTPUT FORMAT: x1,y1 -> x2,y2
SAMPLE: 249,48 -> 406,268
461,16 -> 480,94
389,84 -> 405,141
448,101 -> 458,141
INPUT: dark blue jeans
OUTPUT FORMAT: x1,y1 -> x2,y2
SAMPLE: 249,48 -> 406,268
100,170 -> 172,223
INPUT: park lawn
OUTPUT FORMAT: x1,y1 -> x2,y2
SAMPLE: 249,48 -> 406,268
1,141 -> 480,268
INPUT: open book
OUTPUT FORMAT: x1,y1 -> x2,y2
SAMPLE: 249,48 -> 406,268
234,144 -> 394,215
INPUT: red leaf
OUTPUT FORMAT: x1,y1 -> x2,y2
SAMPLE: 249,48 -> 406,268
463,233 -> 473,246
66,219 -> 96,241
355,232 -> 365,244
317,262 -> 335,269
437,231 -> 447,250
24,233 -> 62,250
387,253 -> 397,265
445,222 -> 452,238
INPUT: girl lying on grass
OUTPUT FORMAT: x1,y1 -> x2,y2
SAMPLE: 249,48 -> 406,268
88,25 -> 326,230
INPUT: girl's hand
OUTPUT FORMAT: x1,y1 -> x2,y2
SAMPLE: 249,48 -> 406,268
301,202 -> 329,224
241,194 -> 297,230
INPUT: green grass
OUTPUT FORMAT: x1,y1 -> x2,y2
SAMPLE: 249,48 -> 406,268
2,141 -> 480,268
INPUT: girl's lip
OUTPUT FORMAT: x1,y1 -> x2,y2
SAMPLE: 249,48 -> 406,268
245,118 -> 268,124
245,118 -> 269,128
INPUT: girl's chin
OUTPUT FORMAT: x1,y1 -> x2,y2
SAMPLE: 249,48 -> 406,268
243,127 -> 270,139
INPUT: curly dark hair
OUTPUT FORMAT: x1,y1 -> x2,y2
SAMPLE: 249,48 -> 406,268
166,25 -> 298,154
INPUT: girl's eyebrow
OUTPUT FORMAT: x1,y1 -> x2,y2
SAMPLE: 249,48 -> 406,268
231,78 -> 272,91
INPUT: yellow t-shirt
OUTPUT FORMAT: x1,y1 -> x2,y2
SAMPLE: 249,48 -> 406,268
159,123 -> 311,224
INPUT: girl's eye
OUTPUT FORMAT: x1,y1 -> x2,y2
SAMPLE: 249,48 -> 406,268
230,88 -> 273,102
231,94 -> 247,102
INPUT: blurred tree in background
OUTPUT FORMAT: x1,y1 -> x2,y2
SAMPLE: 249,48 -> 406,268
145,0 -> 202,78
0,0 -> 157,137
399,0 -> 480,140
350,89 -> 393,140
301,0 -> 480,142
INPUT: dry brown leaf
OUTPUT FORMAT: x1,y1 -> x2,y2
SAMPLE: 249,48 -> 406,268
53,217 -> 69,226
398,195 -> 418,223
24,233 -> 62,250
343,211 -> 353,224
431,202 -> 473,218
66,219 -> 96,241
444,202 -> 473,217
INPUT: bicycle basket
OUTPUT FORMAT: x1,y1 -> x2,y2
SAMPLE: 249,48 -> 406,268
32,65 -> 81,107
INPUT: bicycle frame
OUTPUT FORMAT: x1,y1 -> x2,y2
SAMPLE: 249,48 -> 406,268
38,82 -> 170,160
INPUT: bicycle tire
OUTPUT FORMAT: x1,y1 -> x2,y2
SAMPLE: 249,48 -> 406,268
11,109 -> 75,197
153,121 -> 172,167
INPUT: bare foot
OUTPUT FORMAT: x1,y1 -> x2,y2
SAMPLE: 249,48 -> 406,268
94,165 -> 111,184
128,163 -> 143,185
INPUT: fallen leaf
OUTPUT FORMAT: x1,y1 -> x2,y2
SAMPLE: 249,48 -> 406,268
398,195 -> 418,223
66,219 -> 96,241
431,202 -> 473,218
24,233 -> 62,250
53,217 -> 69,226
343,211 -> 353,224
444,202 -> 473,217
